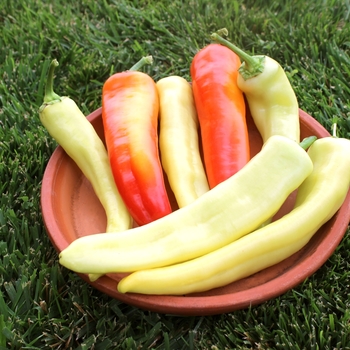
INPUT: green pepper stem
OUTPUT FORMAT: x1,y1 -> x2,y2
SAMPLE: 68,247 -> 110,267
210,29 -> 265,80
129,55 -> 153,71
300,136 -> 317,150
43,59 -> 62,103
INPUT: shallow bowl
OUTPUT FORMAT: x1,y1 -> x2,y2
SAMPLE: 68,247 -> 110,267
41,108 -> 350,316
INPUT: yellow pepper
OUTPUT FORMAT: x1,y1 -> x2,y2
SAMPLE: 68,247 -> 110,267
211,29 -> 300,144
59,135 -> 313,274
117,135 -> 350,295
157,76 -> 209,207
39,59 -> 132,233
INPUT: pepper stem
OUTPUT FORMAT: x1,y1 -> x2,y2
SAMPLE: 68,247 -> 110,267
43,59 -> 62,103
300,136 -> 317,150
210,29 -> 265,80
332,123 -> 338,138
129,55 -> 153,71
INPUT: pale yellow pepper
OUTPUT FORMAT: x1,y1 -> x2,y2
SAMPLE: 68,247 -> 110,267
59,135 -> 313,274
157,76 -> 209,207
39,60 -> 132,233
211,29 -> 300,144
117,136 -> 350,295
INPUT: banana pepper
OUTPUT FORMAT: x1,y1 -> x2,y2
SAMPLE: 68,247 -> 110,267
39,60 -> 132,233
102,57 -> 172,226
59,135 -> 313,274
157,76 -> 210,207
211,29 -> 300,144
117,135 -> 350,295
190,43 -> 250,188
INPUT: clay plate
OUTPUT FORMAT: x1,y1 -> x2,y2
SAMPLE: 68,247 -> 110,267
41,108 -> 350,316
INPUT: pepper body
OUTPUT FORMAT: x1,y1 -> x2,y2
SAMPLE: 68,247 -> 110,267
39,60 -> 132,233
102,70 -> 172,225
190,43 -> 250,188
211,31 -> 300,144
59,135 -> 313,274
237,56 -> 300,143
157,76 -> 209,207
117,136 -> 350,295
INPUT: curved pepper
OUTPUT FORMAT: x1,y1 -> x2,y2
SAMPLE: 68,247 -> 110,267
102,57 -> 172,226
59,135 -> 313,274
157,76 -> 210,207
211,29 -> 300,144
117,135 -> 350,295
39,59 -> 132,234
190,43 -> 250,188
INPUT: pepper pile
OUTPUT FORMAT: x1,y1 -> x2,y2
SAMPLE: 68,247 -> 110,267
39,29 -> 350,296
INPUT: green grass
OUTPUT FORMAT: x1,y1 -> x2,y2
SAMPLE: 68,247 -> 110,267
1,0 -> 350,348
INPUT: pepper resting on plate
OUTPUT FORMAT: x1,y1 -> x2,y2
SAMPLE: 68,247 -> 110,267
102,56 -> 172,226
59,135 -> 313,274
38,59 -> 132,234
117,134 -> 350,295
157,76 -> 209,207
211,29 -> 300,144
190,43 -> 250,188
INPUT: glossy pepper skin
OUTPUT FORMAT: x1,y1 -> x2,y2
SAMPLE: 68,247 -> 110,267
211,29 -> 300,144
102,57 -> 172,226
59,135 -> 313,274
157,76 -> 210,207
116,135 -> 350,295
190,43 -> 250,188
39,60 -> 132,234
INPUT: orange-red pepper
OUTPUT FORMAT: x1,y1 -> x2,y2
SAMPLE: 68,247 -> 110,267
102,57 -> 172,226
190,43 -> 250,188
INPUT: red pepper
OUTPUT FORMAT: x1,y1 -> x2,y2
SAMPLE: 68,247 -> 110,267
102,57 -> 172,226
190,43 -> 250,188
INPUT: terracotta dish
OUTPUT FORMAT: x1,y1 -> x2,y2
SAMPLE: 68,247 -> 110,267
41,108 -> 350,316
